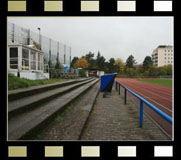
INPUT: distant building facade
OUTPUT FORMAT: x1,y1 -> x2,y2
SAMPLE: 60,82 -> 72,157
152,45 -> 173,67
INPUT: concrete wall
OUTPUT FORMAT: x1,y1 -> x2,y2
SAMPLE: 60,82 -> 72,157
9,71 -> 49,80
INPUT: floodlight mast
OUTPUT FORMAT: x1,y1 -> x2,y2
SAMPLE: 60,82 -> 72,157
37,27 -> 41,50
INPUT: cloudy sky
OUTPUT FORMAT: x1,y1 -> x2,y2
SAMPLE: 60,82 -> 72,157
8,17 -> 173,64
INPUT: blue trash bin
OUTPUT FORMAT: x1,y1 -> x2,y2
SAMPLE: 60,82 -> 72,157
100,73 -> 117,92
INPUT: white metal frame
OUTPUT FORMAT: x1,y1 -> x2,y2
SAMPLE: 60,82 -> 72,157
8,44 -> 44,73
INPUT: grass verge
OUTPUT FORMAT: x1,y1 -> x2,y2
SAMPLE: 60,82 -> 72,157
8,73 -> 70,90
138,79 -> 172,87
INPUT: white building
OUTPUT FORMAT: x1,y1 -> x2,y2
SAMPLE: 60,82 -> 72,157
8,43 -> 49,80
152,45 -> 173,67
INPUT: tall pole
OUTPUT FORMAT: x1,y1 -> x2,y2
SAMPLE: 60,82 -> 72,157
70,47 -> 71,69
49,39 -> 52,77
57,42 -> 59,61
37,27 -> 41,50
49,39 -> 51,65
64,45 -> 66,64
12,23 -> 15,43
27,29 -> 30,45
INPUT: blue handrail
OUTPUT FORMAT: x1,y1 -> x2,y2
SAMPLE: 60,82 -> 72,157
115,81 -> 173,127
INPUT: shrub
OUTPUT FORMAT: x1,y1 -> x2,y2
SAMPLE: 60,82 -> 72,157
79,69 -> 86,77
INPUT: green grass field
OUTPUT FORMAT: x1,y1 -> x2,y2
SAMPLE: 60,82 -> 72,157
8,73 -> 70,90
138,79 -> 172,87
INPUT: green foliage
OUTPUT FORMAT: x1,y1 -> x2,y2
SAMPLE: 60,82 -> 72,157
143,70 -> 150,77
44,57 -> 48,64
106,58 -> 116,73
125,55 -> 137,68
55,58 -> 62,69
159,67 -> 167,75
165,64 -> 172,75
143,56 -> 153,70
79,69 -> 87,77
70,57 -> 78,69
149,66 -> 159,77
158,64 -> 172,76
125,67 -> 137,77
48,60 -> 53,69
96,51 -> 106,71
85,52 -> 96,68
8,73 -> 68,90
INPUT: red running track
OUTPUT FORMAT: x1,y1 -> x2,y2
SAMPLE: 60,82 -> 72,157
115,78 -> 173,138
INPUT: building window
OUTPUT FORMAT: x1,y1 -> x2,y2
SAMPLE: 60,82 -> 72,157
22,48 -> 29,70
168,61 -> 170,63
9,47 -> 18,69
165,54 -> 167,56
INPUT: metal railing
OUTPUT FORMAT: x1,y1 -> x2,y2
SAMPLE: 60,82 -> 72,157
114,80 -> 173,127
9,58 -> 18,69
49,68 -> 78,79
9,57 -> 46,72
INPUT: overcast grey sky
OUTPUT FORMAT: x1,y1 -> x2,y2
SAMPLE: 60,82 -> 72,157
8,17 -> 173,64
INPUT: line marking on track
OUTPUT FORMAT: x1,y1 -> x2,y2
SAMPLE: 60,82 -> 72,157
117,79 -> 172,96
121,82 -> 172,103
127,87 -> 173,113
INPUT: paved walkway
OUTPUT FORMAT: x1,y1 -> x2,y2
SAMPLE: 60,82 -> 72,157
81,87 -> 170,140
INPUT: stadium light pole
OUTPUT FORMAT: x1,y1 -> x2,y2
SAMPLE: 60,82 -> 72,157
37,27 -> 41,50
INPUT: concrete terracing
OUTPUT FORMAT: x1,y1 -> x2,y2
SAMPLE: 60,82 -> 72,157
33,82 -> 100,140
8,78 -> 99,140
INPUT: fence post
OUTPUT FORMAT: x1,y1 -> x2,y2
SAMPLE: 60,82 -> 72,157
118,83 -> 120,95
124,88 -> 127,104
116,81 -> 117,91
140,100 -> 143,127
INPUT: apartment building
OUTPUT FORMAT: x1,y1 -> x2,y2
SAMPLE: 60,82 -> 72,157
152,45 -> 173,67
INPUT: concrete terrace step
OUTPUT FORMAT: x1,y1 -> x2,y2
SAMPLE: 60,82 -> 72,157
34,81 -> 100,140
63,82 -> 100,140
8,78 -> 95,118
8,78 -> 99,140
8,78 -> 91,101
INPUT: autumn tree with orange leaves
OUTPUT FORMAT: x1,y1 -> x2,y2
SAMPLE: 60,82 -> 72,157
114,58 -> 125,74
74,58 -> 89,69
